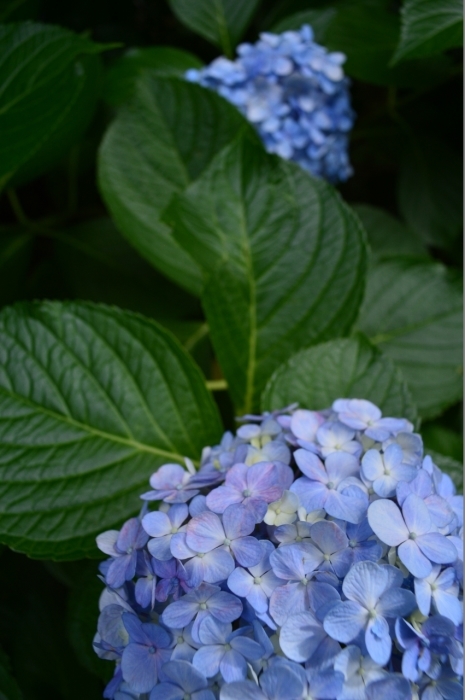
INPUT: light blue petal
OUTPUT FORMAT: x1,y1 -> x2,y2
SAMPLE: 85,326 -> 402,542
162,599 -> 198,629
376,588 -> 416,618
294,449 -> 327,481
326,487 -> 368,524
280,611 -> 326,662
227,567 -> 253,598
365,617 -> 391,665
368,500 -> 408,547
193,644 -> 224,678
260,663 -> 307,700
142,511 -> 170,538
186,512 -> 224,553
121,644 -> 158,693
150,683 -> 183,700
362,450 -> 384,481
220,648 -> 248,682
365,674 -> 412,700
290,477 -> 328,511
416,533 -> 458,564
202,548 -> 235,584
310,520 -> 348,554
323,601 -> 368,643
342,561 -> 388,609
433,589 -> 463,625
402,493 -> 431,536
414,576 -> 431,615
223,503 -> 256,539
198,616 -> 230,645
220,681 -> 267,700
162,660 -> 208,693
231,536 -> 263,567
230,635 -> 264,660
398,540 -> 432,578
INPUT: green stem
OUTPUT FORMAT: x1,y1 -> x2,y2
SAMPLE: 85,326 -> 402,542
206,379 -> 228,391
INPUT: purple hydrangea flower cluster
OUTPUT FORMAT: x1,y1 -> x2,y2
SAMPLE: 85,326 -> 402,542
95,399 -> 463,700
185,25 -> 354,183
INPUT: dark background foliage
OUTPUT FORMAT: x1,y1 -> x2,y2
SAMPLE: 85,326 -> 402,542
0,0 -> 462,697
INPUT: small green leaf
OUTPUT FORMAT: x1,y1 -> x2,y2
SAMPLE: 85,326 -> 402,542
104,46 -> 203,107
324,0 -> 453,87
271,8 -> 337,41
392,0 -> 463,64
168,0 -> 261,55
168,136 -> 367,413
0,301 -> 222,559
0,22 -> 105,190
353,204 -> 428,263
397,138 -> 462,250
262,335 -> 417,422
98,75 -> 253,295
357,259 -> 463,420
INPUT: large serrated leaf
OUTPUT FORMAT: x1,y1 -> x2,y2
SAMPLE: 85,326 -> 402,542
261,335 -> 417,423
353,204 -> 428,263
0,22 -> 104,190
167,136 -> 367,414
392,0 -> 463,64
357,259 -> 463,419
0,302 -> 222,560
98,75 -> 253,296
168,0 -> 261,55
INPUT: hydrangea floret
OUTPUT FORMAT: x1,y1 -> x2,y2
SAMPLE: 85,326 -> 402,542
94,398 -> 463,700
186,25 -> 355,183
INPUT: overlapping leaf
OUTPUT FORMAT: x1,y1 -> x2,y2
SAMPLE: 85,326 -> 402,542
262,335 -> 417,423
0,302 -> 222,560
357,259 -> 463,419
168,136 -> 367,413
353,205 -> 428,262
168,0 -> 260,55
98,75 -> 253,295
0,22 -> 104,190
392,0 -> 463,64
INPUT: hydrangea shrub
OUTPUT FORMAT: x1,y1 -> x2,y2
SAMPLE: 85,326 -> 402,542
94,399 -> 464,700
186,26 -> 354,183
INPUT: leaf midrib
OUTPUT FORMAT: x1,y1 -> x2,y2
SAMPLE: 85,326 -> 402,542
0,385 -> 190,464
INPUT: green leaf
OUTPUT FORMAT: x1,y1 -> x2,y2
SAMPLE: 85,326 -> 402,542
262,335 -> 417,423
0,22 -> 105,190
168,0 -> 261,55
422,423 -> 463,464
397,138 -> 462,250
52,217 -> 200,322
324,0 -> 453,87
392,0 -> 463,64
98,75 -> 253,296
0,301 -> 222,559
353,204 -> 428,263
104,46 -> 203,107
168,136 -> 367,413
271,8 -> 337,41
357,259 -> 463,420
0,649 -> 23,700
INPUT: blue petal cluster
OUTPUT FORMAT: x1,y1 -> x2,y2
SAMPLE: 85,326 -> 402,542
185,26 -> 355,183
95,399 -> 463,700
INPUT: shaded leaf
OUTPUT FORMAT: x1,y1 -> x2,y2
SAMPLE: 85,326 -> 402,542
262,335 -> 417,423
357,259 -> 463,419
52,217 -> 200,322
0,22 -> 105,190
0,648 -> 23,700
353,204 -> 428,262
422,423 -> 463,465
0,230 -> 33,308
104,46 -> 203,107
168,136 -> 367,413
325,0 -> 453,87
392,0 -> 463,64
397,137 -> 462,250
0,301 -> 222,559
428,449 -> 463,491
168,0 -> 261,55
98,75 -> 253,295
271,8 -> 337,41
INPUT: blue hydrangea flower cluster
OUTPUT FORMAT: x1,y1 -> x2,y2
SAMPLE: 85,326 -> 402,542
94,399 -> 463,700
185,26 -> 355,183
